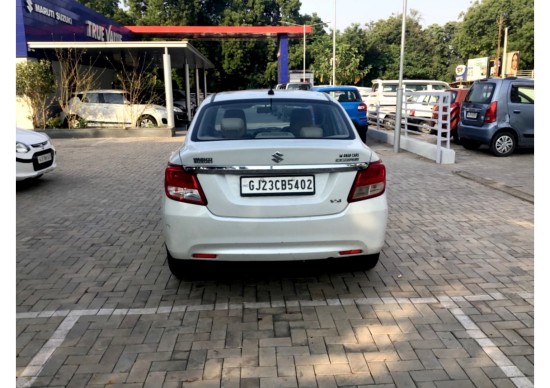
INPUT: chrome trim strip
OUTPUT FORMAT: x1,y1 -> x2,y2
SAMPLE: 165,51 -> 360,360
183,163 -> 369,175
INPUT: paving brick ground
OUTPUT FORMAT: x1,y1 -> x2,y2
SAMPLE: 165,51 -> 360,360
16,136 -> 534,387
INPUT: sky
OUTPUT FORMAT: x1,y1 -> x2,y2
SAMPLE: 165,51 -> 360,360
299,0 -> 475,29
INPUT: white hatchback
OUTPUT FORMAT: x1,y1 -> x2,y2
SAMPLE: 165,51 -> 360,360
16,128 -> 57,181
162,90 -> 388,279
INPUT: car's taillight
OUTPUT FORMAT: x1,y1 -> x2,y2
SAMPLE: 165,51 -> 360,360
484,101 -> 497,123
410,110 -> 416,117
348,160 -> 386,202
357,103 -> 367,112
165,164 -> 207,205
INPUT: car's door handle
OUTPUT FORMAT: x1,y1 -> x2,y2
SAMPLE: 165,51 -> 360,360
513,110 -> 521,114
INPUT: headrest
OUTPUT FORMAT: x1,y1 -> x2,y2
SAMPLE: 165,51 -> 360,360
338,94 -> 348,102
221,117 -> 245,138
300,126 -> 323,138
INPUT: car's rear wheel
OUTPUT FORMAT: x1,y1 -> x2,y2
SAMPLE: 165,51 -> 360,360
382,115 -> 395,131
419,121 -> 432,134
355,124 -> 368,143
137,115 -> 157,128
452,131 -> 461,144
461,139 -> 481,150
166,248 -> 202,280
490,131 -> 516,157
349,253 -> 380,271
166,247 -> 187,279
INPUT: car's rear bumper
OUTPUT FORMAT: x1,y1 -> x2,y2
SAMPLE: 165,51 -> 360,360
162,195 -> 388,262
457,123 -> 496,144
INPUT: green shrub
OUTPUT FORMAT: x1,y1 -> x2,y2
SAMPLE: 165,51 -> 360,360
45,116 -> 63,129
16,60 -> 56,129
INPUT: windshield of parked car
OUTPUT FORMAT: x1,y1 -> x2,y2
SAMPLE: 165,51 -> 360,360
192,99 -> 355,141
286,83 -> 311,90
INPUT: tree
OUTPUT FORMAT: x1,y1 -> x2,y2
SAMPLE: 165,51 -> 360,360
309,29 -> 370,86
16,60 -> 56,129
110,52 -> 162,127
55,48 -> 102,128
455,0 -> 534,70
76,0 -> 135,25
363,11 -> 435,82
426,22 -> 463,82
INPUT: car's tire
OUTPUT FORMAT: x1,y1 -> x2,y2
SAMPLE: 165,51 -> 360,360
490,131 -> 516,157
419,121 -> 432,134
461,139 -> 481,150
382,115 -> 395,131
452,131 -> 461,144
166,248 -> 201,280
349,253 -> 380,271
355,124 -> 368,143
137,115 -> 157,128
167,251 -> 183,280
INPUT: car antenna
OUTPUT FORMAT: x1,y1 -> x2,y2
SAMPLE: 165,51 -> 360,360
268,80 -> 275,95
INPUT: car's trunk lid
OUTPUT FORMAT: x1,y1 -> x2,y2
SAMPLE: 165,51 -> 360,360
174,139 -> 375,218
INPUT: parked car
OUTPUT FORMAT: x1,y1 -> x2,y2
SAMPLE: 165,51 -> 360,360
366,79 -> 450,110
63,89 -> 187,128
354,86 -> 372,103
162,89 -> 388,279
311,85 -> 368,142
405,93 -> 443,134
16,128 -> 57,181
285,82 -> 312,90
458,77 -> 534,156
143,88 -> 195,121
431,88 -> 469,142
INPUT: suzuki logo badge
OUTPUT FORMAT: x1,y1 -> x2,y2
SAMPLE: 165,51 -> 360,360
271,152 -> 284,163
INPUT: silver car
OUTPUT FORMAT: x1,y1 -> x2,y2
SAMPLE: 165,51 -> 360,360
16,128 -> 57,181
458,77 -> 534,156
162,90 -> 388,279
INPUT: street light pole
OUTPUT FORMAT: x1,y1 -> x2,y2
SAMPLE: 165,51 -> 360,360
281,21 -> 328,83
303,24 -> 306,82
394,0 -> 407,153
332,0 -> 336,85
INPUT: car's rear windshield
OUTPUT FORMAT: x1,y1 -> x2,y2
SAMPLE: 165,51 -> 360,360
191,99 -> 355,141
465,82 -> 496,104
319,89 -> 362,102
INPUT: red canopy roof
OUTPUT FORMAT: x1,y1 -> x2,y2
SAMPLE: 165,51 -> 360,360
125,25 -> 312,39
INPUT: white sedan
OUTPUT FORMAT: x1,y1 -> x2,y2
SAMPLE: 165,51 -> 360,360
162,89 -> 388,279
16,128 -> 57,181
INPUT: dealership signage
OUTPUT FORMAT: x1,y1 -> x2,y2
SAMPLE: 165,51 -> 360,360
18,0 -> 131,52
85,20 -> 123,42
26,0 -> 73,24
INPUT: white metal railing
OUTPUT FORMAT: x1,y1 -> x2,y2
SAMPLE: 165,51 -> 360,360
516,70 -> 534,78
367,90 -> 452,163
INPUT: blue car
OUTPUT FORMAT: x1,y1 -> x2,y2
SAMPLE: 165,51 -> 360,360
311,86 -> 368,142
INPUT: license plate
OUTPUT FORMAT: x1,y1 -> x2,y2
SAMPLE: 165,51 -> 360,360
241,176 -> 315,196
466,111 -> 478,119
37,153 -> 52,164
